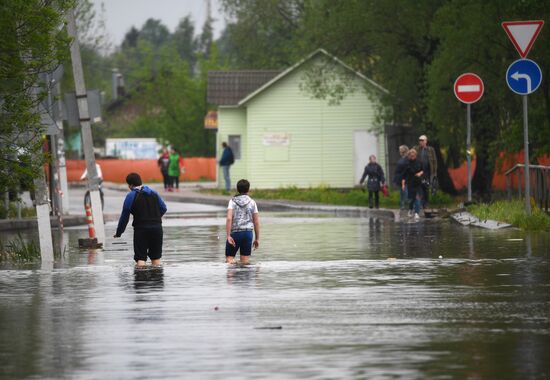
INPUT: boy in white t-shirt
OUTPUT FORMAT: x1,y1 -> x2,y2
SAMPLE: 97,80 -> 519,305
225,179 -> 260,264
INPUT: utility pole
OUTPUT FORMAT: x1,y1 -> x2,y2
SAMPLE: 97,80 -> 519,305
66,9 -> 105,244
111,68 -> 118,101
53,70 -> 70,214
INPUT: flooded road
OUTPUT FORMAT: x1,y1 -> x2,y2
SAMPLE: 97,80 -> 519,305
1,214 -> 549,379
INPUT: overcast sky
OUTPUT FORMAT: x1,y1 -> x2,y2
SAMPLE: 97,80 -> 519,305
91,0 -> 227,48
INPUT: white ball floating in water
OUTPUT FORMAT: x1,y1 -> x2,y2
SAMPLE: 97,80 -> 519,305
438,255 -> 443,259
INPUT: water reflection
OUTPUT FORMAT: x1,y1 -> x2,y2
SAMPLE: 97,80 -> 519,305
133,267 -> 164,291
0,213 -> 549,379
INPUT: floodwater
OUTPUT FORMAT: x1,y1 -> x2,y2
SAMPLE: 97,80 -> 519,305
1,213 -> 549,379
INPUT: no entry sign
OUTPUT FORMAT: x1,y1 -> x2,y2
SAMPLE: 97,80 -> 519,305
454,73 -> 484,104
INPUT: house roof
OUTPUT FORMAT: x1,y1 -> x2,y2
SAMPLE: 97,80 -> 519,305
207,70 -> 282,106
237,49 -> 388,106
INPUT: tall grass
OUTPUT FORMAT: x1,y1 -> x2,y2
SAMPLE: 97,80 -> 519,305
468,200 -> 550,231
0,234 -> 41,263
204,186 -> 455,209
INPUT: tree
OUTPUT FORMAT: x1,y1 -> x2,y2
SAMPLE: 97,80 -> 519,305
0,0 -> 71,192
218,0 -> 305,68
173,16 -> 197,68
427,1 -> 550,197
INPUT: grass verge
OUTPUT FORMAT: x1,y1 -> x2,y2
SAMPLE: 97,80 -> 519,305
202,186 -> 455,209
0,234 -> 41,263
467,200 -> 550,231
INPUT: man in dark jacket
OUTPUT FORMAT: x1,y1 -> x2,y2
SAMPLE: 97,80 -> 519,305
114,173 -> 167,267
413,135 -> 437,207
393,145 -> 409,210
219,142 -> 234,192
360,155 -> 385,209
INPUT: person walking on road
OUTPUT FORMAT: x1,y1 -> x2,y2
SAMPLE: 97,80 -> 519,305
402,149 -> 424,221
219,142 -> 234,192
157,148 -> 170,191
359,155 -> 385,209
393,145 -> 409,210
114,173 -> 167,267
168,148 -> 183,192
413,135 -> 437,207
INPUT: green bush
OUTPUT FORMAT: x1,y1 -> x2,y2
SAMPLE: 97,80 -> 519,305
468,200 -> 550,231
0,201 -> 36,219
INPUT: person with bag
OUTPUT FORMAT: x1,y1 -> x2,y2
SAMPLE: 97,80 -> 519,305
219,142 -> 235,192
114,173 -> 167,267
359,154 -> 385,209
413,135 -> 437,207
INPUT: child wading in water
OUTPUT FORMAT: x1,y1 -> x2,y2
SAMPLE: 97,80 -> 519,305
114,173 -> 167,267
226,179 -> 260,264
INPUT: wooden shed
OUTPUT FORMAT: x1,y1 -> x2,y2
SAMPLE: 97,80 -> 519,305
207,49 -> 388,189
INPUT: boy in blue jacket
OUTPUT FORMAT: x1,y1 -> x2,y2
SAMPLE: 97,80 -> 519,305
114,173 -> 167,267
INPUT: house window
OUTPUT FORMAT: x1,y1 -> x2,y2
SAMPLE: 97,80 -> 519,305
228,135 -> 241,160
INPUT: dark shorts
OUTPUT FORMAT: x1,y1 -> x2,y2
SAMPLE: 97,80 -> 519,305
133,226 -> 163,262
225,230 -> 253,257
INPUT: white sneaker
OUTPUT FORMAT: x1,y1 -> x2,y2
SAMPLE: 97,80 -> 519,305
414,213 -> 420,221
408,210 -> 413,217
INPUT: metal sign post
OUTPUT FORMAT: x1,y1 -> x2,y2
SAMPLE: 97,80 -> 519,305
466,104 -> 472,202
454,73 -> 484,203
522,95 -> 530,214
505,58 -> 542,216
502,20 -> 544,215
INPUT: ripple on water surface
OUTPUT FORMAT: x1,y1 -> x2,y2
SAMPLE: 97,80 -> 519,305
1,214 -> 549,379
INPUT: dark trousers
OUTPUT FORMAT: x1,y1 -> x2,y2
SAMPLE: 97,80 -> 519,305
171,176 -> 179,189
133,226 -> 163,262
368,190 -> 379,208
421,183 -> 429,207
161,171 -> 170,189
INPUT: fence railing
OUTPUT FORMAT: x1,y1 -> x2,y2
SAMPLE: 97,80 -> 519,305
505,163 -> 550,212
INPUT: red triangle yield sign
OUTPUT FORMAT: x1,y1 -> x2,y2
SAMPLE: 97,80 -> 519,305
502,20 -> 544,58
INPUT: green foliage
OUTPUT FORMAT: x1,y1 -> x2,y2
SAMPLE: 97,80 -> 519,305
0,234 -> 40,263
0,202 -> 36,219
205,186 -> 455,209
468,200 -> 550,231
219,0 -> 550,195
0,0 -> 72,192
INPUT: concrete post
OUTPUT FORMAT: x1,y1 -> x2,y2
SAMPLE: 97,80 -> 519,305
66,9 -> 105,244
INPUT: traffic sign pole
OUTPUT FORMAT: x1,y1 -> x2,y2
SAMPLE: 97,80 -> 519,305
454,73 -> 483,203
466,104 -> 472,202
523,95 -> 531,215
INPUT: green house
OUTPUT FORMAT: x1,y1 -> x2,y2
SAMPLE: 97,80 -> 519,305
207,49 -> 388,189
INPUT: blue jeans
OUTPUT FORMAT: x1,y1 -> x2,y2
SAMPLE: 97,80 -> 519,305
221,165 -> 230,192
400,186 -> 408,209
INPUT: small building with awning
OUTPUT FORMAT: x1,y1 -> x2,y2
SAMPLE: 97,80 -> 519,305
206,49 -> 388,189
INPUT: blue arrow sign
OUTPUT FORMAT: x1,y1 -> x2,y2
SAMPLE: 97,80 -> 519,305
506,58 -> 542,95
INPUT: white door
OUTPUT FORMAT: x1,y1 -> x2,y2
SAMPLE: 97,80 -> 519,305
354,130 -> 378,184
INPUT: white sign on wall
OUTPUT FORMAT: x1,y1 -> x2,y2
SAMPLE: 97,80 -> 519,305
105,138 -> 161,159
263,133 -> 291,146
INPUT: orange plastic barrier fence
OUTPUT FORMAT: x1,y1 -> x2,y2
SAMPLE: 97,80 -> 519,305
448,152 -> 550,191
67,158 -> 216,183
